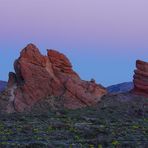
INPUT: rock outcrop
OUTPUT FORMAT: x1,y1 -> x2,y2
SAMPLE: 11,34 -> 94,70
6,44 -> 107,112
133,60 -> 148,97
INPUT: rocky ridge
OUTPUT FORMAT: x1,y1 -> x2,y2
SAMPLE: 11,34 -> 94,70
107,82 -> 133,93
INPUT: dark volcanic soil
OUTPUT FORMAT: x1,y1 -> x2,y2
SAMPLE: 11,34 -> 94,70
0,93 -> 147,148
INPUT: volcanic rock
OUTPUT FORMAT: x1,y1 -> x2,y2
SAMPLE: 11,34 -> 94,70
133,60 -> 148,97
6,44 -> 107,112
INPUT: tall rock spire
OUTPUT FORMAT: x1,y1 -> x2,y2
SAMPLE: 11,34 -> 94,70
133,60 -> 148,97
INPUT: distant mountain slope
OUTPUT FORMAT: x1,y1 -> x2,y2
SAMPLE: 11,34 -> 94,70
107,82 -> 133,93
0,81 -> 7,92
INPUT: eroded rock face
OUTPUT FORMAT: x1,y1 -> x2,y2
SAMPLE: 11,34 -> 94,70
133,60 -> 148,97
6,44 -> 107,112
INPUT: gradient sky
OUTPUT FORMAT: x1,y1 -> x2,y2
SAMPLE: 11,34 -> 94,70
0,0 -> 148,86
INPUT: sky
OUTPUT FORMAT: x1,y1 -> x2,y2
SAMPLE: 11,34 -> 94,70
0,0 -> 148,86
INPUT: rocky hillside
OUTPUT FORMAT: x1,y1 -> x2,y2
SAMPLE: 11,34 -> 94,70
0,92 -> 147,147
107,82 -> 133,93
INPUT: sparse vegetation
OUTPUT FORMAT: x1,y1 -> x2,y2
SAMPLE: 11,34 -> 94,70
0,93 -> 147,147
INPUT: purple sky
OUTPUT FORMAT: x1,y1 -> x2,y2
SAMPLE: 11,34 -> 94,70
0,0 -> 148,86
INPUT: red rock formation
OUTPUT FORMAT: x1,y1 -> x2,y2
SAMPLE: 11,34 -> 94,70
133,60 -> 148,97
7,44 -> 107,112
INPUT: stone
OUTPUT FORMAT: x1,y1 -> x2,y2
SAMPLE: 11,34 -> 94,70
132,60 -> 148,97
6,44 -> 107,112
